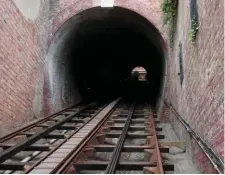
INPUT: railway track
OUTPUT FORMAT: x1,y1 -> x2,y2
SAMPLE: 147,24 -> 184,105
0,98 -> 174,174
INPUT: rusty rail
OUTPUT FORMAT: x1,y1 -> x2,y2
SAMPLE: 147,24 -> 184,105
57,101 -> 173,174
0,99 -> 174,174
105,102 -> 135,173
0,101 -> 106,173
0,102 -> 86,143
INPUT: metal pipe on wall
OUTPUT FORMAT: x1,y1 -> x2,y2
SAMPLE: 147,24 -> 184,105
164,100 -> 224,174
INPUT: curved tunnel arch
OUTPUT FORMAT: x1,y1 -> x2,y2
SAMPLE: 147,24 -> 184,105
45,6 -> 166,110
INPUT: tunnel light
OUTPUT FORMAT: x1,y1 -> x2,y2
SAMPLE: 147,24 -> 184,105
101,0 -> 114,7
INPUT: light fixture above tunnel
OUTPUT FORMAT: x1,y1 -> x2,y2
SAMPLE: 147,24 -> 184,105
101,0 -> 114,7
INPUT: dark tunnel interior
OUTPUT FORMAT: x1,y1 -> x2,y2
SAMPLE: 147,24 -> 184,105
49,7 -> 165,106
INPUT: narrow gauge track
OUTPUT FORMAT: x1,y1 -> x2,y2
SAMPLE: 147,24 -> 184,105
53,100 -> 174,174
0,98 -> 174,174
0,99 -> 114,174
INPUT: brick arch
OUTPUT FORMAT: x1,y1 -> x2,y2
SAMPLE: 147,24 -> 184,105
114,0 -> 167,50
46,1 -> 168,116
50,1 -> 94,40
50,0 -> 167,51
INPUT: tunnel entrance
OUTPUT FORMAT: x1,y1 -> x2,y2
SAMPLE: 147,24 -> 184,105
46,6 -> 166,108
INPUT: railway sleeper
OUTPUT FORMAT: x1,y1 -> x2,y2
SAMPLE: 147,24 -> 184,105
37,124 -> 77,130
111,119 -> 158,124
0,162 -> 31,171
74,161 -> 174,171
21,132 -> 65,139
108,125 -> 162,132
105,132 -> 164,139
115,114 -> 149,119
0,143 -> 50,152
86,145 -> 169,153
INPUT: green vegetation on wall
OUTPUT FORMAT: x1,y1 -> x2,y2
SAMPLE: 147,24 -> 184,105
189,0 -> 199,43
161,0 -> 178,48
189,17 -> 198,42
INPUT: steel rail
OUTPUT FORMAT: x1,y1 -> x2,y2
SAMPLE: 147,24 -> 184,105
70,102 -> 169,173
25,101 -> 111,173
0,102 -> 95,164
55,101 -> 171,174
1,102 -> 90,173
105,102 -> 135,174
54,98 -> 121,174
150,111 -> 164,174
4,130 -> 68,174
0,102 -> 86,143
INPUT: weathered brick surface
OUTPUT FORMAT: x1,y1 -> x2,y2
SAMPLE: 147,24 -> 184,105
48,0 -> 95,42
35,0 -> 51,116
46,0 -> 166,115
0,0 -> 165,136
49,0 -> 166,41
0,0 -> 38,136
0,0 -> 51,136
0,1 -> 223,173
165,0 -> 224,173
159,103 -> 169,122
114,0 -> 167,42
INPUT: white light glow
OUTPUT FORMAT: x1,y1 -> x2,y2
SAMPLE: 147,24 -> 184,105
101,0 -> 114,7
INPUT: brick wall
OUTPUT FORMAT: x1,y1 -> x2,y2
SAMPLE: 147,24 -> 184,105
0,1 -> 223,173
0,0 -> 38,136
165,0 -> 224,172
48,0 -> 166,42
0,0 -> 85,137
35,0 -> 51,116
0,0 -> 52,137
46,0 -> 167,114
0,0 -> 166,137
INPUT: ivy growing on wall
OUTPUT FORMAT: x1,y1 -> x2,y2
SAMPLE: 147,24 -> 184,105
161,0 -> 178,48
189,0 -> 199,42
